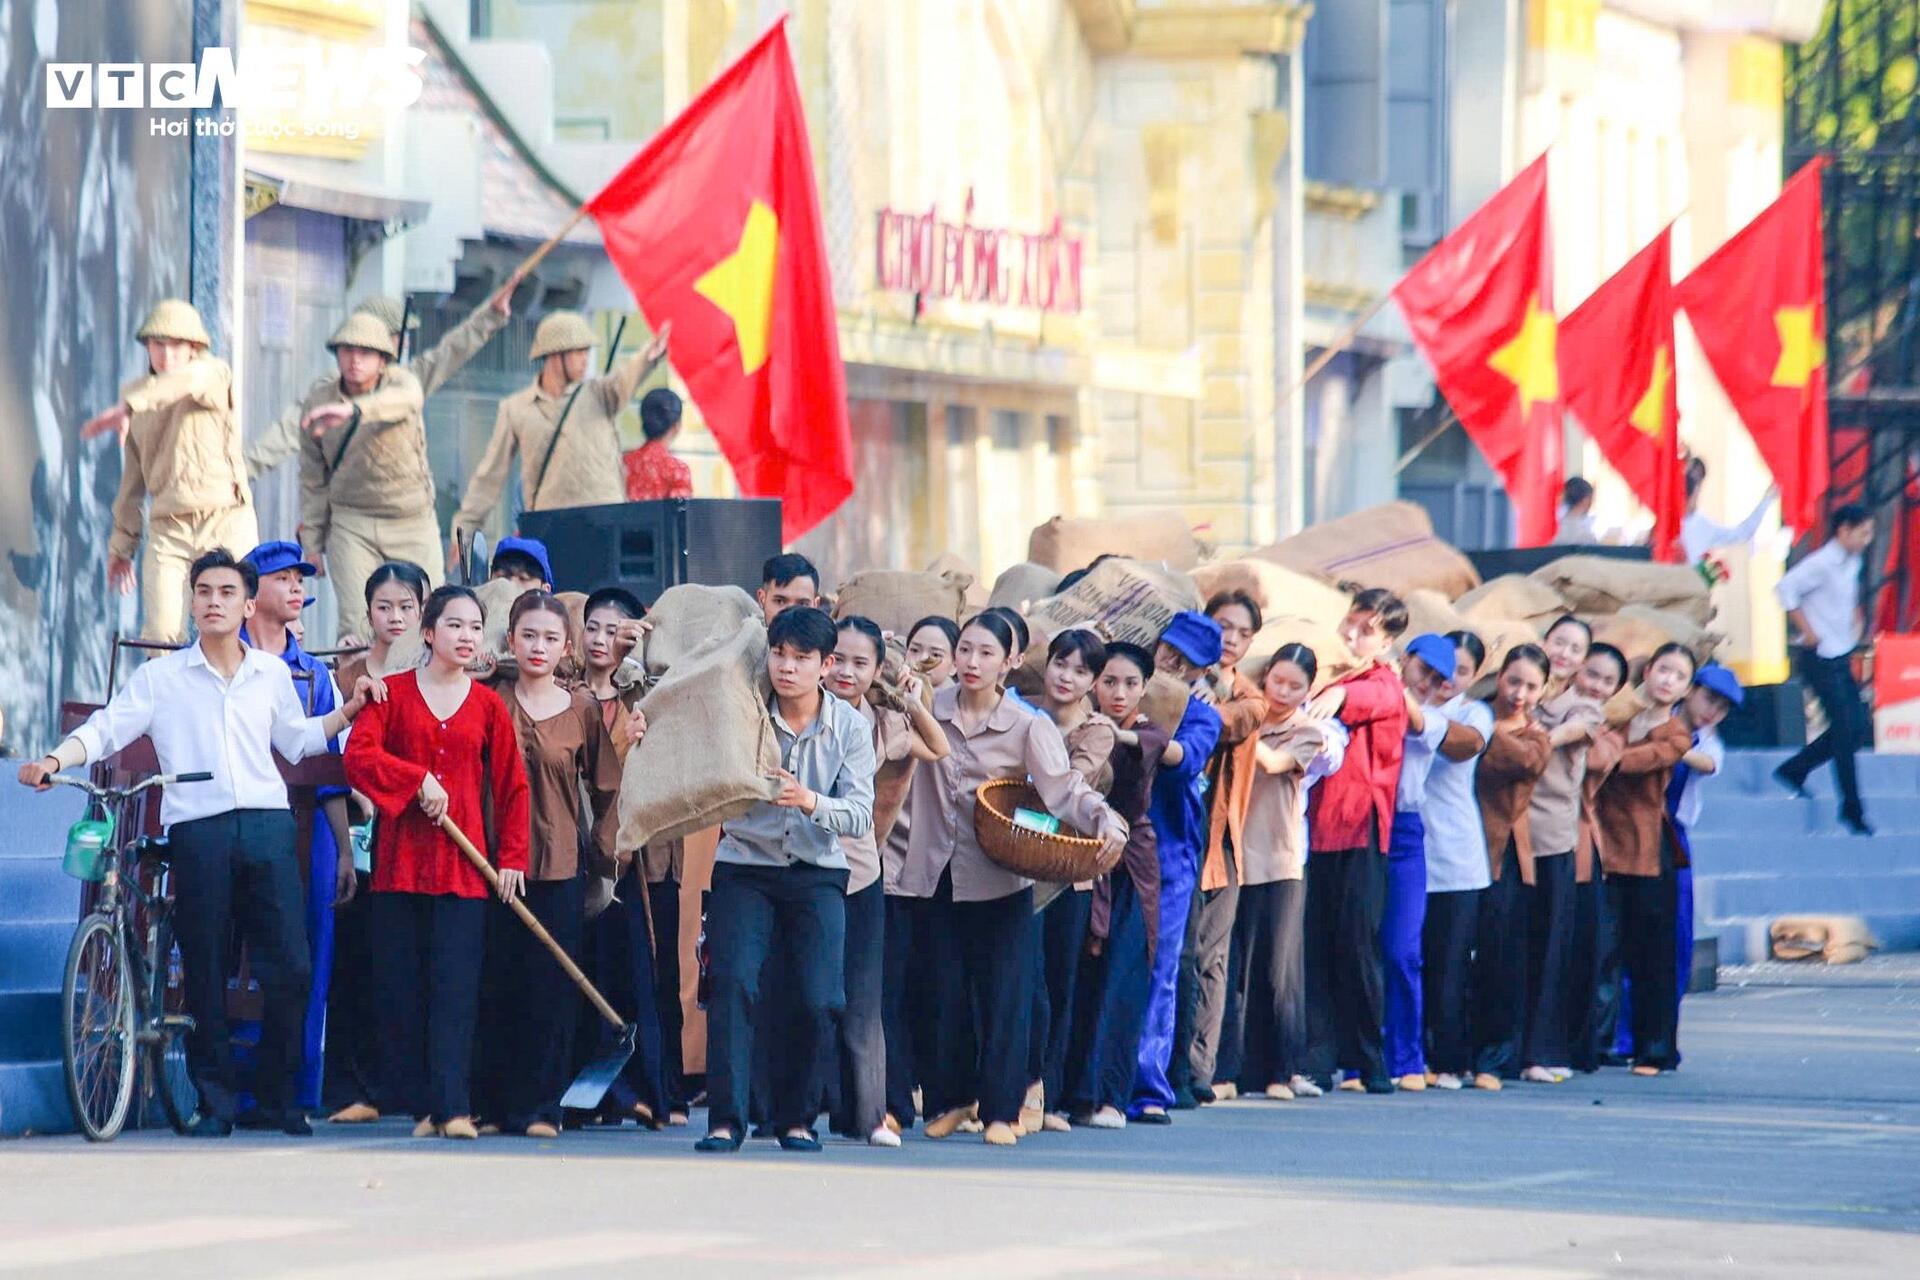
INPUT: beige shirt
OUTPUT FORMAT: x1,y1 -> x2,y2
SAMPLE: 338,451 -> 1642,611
841,700 -> 913,896
1528,689 -> 1606,857
1239,718 -> 1328,886
110,356 -> 249,559
297,366 -> 429,559
899,685 -> 1120,903
246,303 -> 507,479
452,352 -> 651,534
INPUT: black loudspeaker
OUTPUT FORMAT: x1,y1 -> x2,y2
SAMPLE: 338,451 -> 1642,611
1466,544 -> 1650,580
517,499 -> 783,603
1719,679 -> 1809,749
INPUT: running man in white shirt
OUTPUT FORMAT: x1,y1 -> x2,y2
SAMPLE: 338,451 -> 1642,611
1773,503 -> 1876,835
19,549 -> 383,1136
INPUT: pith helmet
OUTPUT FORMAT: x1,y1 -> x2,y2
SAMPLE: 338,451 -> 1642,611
353,295 -> 420,335
326,312 -> 399,358
135,299 -> 211,347
529,311 -> 596,362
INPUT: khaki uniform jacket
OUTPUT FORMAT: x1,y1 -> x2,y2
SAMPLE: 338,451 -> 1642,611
110,356 -> 249,560
452,352 -> 650,534
245,303 -> 507,479
297,366 -> 429,561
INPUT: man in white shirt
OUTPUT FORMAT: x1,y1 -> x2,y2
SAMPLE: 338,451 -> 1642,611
1679,465 -> 1777,565
1773,503 -> 1876,835
19,549 -> 379,1136
1552,477 -> 1599,546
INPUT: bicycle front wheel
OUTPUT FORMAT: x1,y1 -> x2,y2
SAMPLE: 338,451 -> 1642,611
62,913 -> 136,1141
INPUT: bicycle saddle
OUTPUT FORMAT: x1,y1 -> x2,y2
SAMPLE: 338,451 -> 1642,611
133,834 -> 171,863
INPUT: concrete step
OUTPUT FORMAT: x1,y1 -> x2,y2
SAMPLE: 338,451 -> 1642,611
1706,914 -> 1920,966
0,920 -> 74,995
1694,871 -> 1920,922
1687,833 -> 1918,875
1716,750 -> 1920,799
0,991 -> 62,1063
0,1059 -> 71,1137
1693,793 -> 1920,838
0,857 -> 81,922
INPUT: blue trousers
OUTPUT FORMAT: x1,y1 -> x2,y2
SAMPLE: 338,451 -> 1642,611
1064,872 -> 1153,1113
1131,848 -> 1197,1112
1381,813 -> 1427,1079
297,817 -> 339,1111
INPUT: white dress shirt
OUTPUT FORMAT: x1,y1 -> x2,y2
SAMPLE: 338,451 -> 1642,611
67,642 -> 334,828
1420,697 -> 1495,893
1681,492 -> 1773,565
1775,540 -> 1864,659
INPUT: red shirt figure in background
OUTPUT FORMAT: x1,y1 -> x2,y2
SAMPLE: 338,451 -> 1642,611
623,386 -> 693,502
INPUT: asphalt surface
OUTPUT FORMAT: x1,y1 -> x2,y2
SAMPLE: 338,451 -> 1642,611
2,957 -> 1917,1278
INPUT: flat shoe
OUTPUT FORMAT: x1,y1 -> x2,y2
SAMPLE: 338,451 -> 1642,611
441,1116 -> 480,1140
1631,1064 -> 1662,1077
695,1129 -> 743,1153
1087,1106 -> 1125,1129
411,1117 -> 438,1139
1395,1074 -> 1427,1092
1213,1082 -> 1239,1101
1133,1107 -> 1172,1126
777,1130 -> 822,1152
1042,1112 -> 1072,1133
667,1111 -> 689,1127
1520,1066 -> 1561,1084
1337,1078 -> 1366,1093
1472,1073 -> 1503,1092
328,1102 -> 379,1124
1289,1076 -> 1324,1098
982,1121 -> 1018,1146
1263,1082 -> 1295,1101
867,1124 -> 902,1148
525,1122 -> 559,1139
923,1104 -> 975,1140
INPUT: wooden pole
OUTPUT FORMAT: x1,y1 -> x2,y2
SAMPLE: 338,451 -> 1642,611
1395,410 -> 1459,474
1282,293 -> 1394,403
511,205 -> 592,282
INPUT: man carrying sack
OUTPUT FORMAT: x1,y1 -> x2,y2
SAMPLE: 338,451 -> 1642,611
296,314 -> 436,641
450,313 -> 669,546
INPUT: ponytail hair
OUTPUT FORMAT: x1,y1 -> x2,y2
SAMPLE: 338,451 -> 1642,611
959,610 -> 1019,657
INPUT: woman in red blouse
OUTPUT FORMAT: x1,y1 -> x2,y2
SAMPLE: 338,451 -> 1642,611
345,585 -> 531,1140
622,386 -> 693,502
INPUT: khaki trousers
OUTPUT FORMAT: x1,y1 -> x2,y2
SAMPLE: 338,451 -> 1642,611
140,504 -> 260,642
324,507 -> 445,641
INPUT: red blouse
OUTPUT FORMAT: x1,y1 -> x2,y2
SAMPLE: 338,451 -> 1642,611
623,439 -> 693,502
344,670 -> 531,898
1306,660 -> 1407,854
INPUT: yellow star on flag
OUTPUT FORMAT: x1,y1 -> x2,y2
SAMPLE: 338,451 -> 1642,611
1629,345 -> 1673,439
695,199 -> 780,376
1487,295 -> 1559,415
1770,304 -> 1825,389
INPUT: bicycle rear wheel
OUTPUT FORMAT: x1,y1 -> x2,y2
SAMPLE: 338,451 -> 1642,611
145,916 -> 200,1133
62,913 -> 135,1141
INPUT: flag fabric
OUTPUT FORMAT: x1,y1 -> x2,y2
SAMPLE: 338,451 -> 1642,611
1392,155 -> 1563,545
1559,227 -> 1685,561
586,18 -> 852,542
1675,158 -> 1829,537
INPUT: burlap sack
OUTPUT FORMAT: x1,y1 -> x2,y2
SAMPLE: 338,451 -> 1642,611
1190,559 -> 1351,626
385,576 -> 527,672
1456,574 -> 1569,630
1531,555 -> 1712,626
1028,510 -> 1201,573
1770,915 -> 1879,965
1026,557 -> 1203,650
988,561 -> 1065,613
617,622 -> 781,852
834,569 -> 972,637
1251,502 -> 1480,599
1244,616 -> 1358,691
926,553 -> 990,612
1141,671 -> 1193,736
642,583 -> 762,676
1588,605 -> 1723,666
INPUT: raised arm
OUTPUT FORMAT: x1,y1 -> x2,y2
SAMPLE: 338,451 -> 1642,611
1025,716 -> 1125,841
1479,723 -> 1551,784
412,301 -> 508,399
1616,720 -> 1689,776
59,663 -> 160,770
1213,676 -> 1267,746
125,357 -> 231,416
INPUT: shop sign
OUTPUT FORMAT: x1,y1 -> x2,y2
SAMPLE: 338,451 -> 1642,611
875,190 -> 1083,315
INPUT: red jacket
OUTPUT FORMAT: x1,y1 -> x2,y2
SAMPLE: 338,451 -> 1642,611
344,670 -> 531,898
1307,661 -> 1407,854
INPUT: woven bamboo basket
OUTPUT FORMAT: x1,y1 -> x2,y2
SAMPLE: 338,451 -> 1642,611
972,779 -> 1118,883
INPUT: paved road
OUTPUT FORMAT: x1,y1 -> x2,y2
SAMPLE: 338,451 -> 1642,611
3,959 -> 1917,1277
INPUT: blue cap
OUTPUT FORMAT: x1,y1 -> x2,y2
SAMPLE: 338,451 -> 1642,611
492,536 -> 553,586
1159,610 -> 1224,667
1694,662 -> 1744,707
243,540 -> 316,578
1404,632 -> 1457,679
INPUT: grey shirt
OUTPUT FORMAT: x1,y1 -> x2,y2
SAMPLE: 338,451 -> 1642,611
716,691 -> 876,871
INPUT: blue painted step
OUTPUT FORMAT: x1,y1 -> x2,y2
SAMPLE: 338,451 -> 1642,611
0,1059 -> 69,1138
0,857 -> 82,921
0,920 -> 75,995
1715,750 -> 1920,798
1696,793 -> 1920,837
0,992 -> 62,1063
1695,872 -> 1920,921
1687,833 -> 1918,875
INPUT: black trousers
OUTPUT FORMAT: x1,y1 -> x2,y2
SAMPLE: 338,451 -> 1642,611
475,876 -> 584,1129
591,868 -> 670,1121
827,881 -> 886,1138
1302,846 -> 1387,1084
1472,842 -> 1531,1079
647,878 -> 686,1110
1062,871 -> 1152,1113
1028,887 -> 1091,1105
1569,873 -> 1607,1072
881,894 -> 927,1128
1609,867 -> 1681,1069
169,809 -> 309,1123
922,873 -> 1035,1126
1421,888 -> 1480,1076
1523,852 -> 1577,1068
1184,867 -> 1240,1091
1781,649 -> 1867,823
1221,878 -> 1305,1090
321,871 -> 378,1110
705,861 -> 847,1135
372,891 -> 485,1122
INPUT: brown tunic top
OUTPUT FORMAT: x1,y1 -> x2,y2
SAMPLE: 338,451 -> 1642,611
497,682 -> 623,881
1089,718 -> 1171,952
1200,669 -> 1268,892
1476,720 -> 1553,884
842,700 -> 913,896
1059,712 -> 1118,892
1575,728 -> 1624,883
1528,690 -> 1607,858
1593,711 -> 1692,879
1239,717 -> 1329,887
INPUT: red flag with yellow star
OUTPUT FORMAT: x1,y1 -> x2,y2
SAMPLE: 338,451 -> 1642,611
1559,227 -> 1685,560
1675,158 -> 1829,537
1392,154 -> 1563,545
586,18 -> 852,541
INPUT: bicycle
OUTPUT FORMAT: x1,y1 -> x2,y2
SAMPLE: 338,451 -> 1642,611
50,770 -> 211,1141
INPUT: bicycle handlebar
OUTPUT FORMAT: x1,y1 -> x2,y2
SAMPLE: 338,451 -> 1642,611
48,771 -> 213,800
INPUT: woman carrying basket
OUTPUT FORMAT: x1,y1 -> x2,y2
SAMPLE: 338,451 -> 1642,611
899,612 -> 1127,1147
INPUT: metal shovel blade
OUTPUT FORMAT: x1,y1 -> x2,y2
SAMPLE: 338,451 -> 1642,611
560,1022 -> 637,1112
